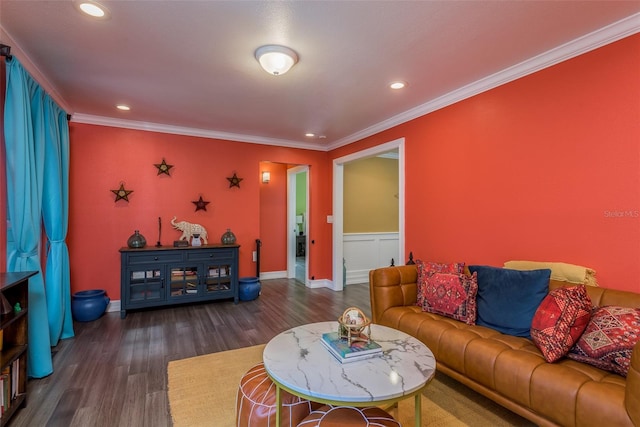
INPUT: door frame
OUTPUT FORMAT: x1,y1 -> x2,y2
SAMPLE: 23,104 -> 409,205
287,165 -> 309,283
332,138 -> 405,291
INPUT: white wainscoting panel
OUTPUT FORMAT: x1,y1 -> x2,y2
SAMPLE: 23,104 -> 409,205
343,233 -> 399,285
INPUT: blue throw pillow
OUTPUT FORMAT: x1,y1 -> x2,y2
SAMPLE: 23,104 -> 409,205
468,265 -> 551,338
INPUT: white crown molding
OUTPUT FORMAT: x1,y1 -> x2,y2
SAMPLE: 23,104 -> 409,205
6,12 -> 638,152
0,24 -> 73,114
70,113 -> 326,151
327,12 -> 640,151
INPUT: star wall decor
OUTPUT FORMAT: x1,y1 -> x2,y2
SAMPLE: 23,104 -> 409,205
192,196 -> 210,212
227,172 -> 243,188
154,158 -> 174,176
111,183 -> 133,202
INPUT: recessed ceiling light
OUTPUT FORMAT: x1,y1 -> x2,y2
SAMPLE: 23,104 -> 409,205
305,133 -> 315,137
389,81 -> 407,90
75,1 -> 111,19
116,105 -> 130,111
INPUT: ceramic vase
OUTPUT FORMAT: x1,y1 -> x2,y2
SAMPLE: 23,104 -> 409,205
238,277 -> 261,301
72,289 -> 110,322
221,228 -> 237,245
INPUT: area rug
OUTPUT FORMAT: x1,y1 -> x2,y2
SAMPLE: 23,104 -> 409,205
167,344 -> 534,426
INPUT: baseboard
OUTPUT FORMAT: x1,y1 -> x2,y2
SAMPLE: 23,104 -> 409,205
259,270 -> 287,280
107,300 -> 121,313
346,269 -> 369,285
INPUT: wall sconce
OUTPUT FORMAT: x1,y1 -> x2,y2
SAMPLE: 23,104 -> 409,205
261,171 -> 271,183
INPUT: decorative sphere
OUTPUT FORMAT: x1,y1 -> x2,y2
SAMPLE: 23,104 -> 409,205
343,308 -> 365,326
338,307 -> 371,343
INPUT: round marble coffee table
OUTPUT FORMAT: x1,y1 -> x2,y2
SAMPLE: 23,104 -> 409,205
263,321 -> 436,427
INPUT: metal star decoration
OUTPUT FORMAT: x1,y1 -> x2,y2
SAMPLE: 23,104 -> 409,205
227,172 -> 243,188
192,196 -> 210,212
111,183 -> 133,202
154,158 -> 174,176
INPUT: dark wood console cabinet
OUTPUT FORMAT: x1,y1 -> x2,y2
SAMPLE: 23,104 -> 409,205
119,245 -> 239,318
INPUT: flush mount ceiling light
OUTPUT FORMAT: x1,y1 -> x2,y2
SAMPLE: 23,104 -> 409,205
74,1 -> 111,19
255,45 -> 298,76
116,104 -> 130,111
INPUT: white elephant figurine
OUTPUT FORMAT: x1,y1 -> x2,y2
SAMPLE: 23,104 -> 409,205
171,216 -> 208,244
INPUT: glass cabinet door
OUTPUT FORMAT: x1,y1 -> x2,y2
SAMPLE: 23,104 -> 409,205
204,263 -> 232,295
170,266 -> 199,298
128,268 -> 164,303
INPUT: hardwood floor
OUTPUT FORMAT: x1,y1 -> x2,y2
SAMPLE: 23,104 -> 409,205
10,279 -> 371,427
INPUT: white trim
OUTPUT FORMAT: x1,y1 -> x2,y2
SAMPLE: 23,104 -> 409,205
287,165 -> 309,284
307,278 -> 335,290
5,13 -> 638,152
260,270 -> 287,280
332,138 -> 405,292
70,113 -> 326,151
0,25 -> 72,113
326,13 -> 640,150
344,231 -> 399,284
106,299 -> 121,313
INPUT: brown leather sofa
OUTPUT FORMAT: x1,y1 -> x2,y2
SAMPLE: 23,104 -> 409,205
369,265 -> 640,427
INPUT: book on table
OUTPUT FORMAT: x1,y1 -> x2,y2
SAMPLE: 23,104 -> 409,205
321,332 -> 382,363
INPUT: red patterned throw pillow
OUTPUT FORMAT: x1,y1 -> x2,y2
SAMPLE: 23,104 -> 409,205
567,306 -> 640,377
420,271 -> 478,325
530,285 -> 592,362
416,260 -> 465,307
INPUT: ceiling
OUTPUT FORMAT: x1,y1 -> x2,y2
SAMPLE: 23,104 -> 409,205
1,1 -> 639,151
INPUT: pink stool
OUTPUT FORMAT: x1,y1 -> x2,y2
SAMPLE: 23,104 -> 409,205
236,363 -> 316,427
297,405 -> 399,427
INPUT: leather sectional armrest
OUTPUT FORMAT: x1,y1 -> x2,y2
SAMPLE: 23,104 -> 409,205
369,265 -> 418,323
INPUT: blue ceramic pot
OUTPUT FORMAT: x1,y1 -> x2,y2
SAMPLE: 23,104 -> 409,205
72,289 -> 110,322
238,277 -> 261,301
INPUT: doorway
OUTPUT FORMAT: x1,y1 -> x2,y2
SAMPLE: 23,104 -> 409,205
332,138 -> 405,291
287,165 -> 309,285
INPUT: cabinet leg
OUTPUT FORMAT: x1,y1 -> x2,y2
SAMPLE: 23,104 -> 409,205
120,310 -> 126,319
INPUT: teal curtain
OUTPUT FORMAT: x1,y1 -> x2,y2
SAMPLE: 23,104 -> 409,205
42,95 -> 74,344
4,58 -> 74,378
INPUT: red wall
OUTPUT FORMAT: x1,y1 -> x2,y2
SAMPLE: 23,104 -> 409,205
259,162 -> 288,273
331,34 -> 640,292
68,124 -> 330,299
3,34 -> 639,296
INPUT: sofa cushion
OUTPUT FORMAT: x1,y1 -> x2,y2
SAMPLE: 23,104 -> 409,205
421,271 -> 478,325
468,265 -> 550,338
530,285 -> 592,362
567,306 -> 640,377
416,260 -> 465,307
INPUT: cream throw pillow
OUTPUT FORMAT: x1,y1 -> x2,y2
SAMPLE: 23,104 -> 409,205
504,260 -> 598,287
